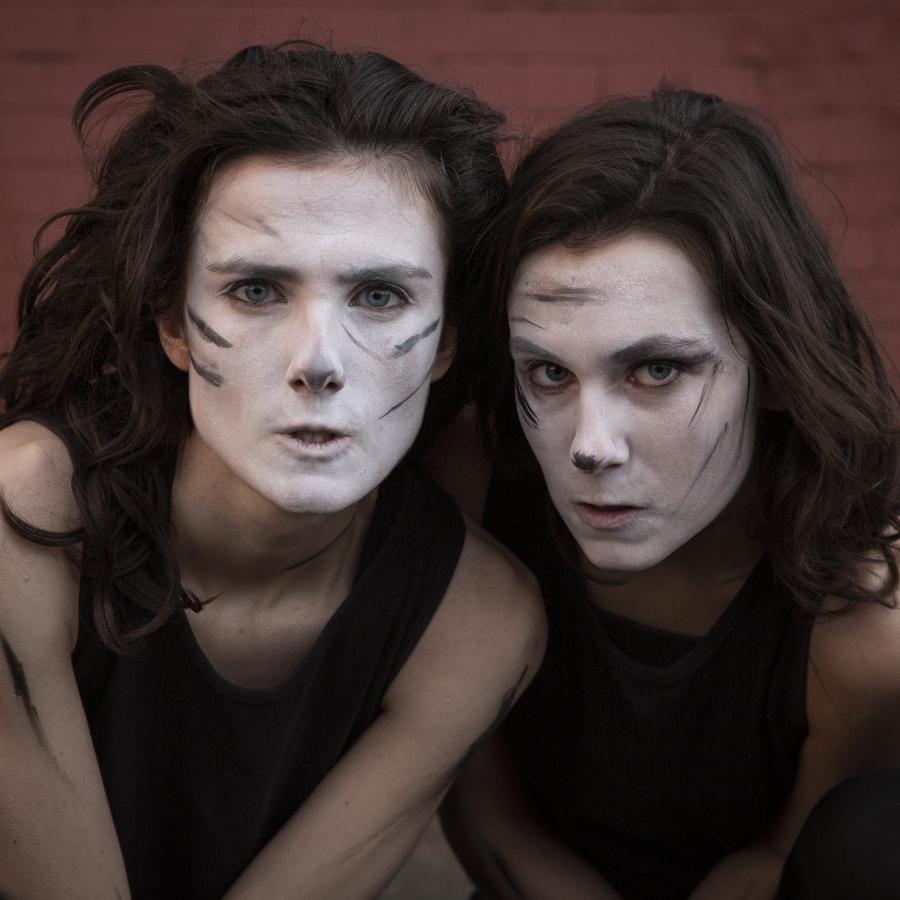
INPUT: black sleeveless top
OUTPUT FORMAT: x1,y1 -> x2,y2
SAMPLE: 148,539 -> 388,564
73,465 -> 465,900
486,475 -> 813,900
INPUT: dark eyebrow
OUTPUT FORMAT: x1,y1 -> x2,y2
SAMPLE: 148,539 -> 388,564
206,258 -> 300,282
611,337 -> 716,365
522,287 -> 597,304
337,264 -> 434,285
509,336 -> 568,367
205,259 -> 434,285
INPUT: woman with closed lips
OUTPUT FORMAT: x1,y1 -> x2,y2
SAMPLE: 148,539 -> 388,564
442,88 -> 900,900
0,43 -> 545,900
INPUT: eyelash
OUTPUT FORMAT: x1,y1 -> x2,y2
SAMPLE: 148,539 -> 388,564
349,282 -> 411,314
223,279 -> 411,313
523,359 -> 687,392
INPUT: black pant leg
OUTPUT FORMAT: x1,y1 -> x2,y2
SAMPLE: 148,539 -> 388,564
777,769 -> 900,900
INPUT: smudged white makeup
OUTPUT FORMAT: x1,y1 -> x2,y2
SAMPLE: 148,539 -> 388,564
507,232 -> 759,576
170,156 -> 449,516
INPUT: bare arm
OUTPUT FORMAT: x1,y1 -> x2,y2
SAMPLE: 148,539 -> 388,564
224,523 -> 547,900
441,733 -> 623,900
689,584 -> 900,900
0,422 -> 130,899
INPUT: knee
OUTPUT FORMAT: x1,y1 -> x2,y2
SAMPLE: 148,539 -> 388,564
778,770 -> 900,900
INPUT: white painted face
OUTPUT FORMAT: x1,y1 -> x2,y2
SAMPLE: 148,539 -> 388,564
163,155 -> 450,515
508,232 -> 758,576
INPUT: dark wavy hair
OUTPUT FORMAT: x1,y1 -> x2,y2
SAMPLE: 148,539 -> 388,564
0,41 -> 507,651
484,86 -> 899,616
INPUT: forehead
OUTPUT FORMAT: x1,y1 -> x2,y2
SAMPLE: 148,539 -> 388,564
192,154 -> 446,269
509,232 -> 725,343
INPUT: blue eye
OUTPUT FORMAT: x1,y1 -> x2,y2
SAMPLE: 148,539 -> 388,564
355,285 -> 406,310
232,282 -> 275,305
633,362 -> 680,386
529,362 -> 572,388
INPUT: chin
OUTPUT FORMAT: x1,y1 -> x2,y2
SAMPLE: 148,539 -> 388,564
574,531 -> 674,577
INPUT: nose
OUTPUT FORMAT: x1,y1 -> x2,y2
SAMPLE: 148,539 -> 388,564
284,303 -> 345,394
570,386 -> 629,473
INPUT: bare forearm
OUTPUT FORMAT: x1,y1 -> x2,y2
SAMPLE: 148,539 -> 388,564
686,847 -> 784,900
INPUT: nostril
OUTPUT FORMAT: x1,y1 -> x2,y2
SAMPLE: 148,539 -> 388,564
304,371 -> 333,392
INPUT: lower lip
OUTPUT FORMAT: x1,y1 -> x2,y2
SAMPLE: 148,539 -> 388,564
278,432 -> 351,459
573,503 -> 642,530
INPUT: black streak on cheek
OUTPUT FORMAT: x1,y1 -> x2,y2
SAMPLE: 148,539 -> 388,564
686,422 -> 729,495
341,324 -> 381,361
379,369 -> 431,419
1,633 -> 48,750
187,308 -> 232,348
734,366 -> 752,466
689,360 -> 723,425
514,377 -> 539,430
391,316 -> 441,358
189,351 -> 224,387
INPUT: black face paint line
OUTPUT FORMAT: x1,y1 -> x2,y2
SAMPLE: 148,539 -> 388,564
379,368 -> 432,419
509,315 -> 545,330
1,633 -> 48,751
188,350 -> 225,387
734,366 -> 752,465
689,360 -> 724,426
390,316 -> 441,358
514,376 -> 539,430
187,308 -> 232,349
573,451 -> 599,472
685,422 -> 729,497
341,324 -> 381,361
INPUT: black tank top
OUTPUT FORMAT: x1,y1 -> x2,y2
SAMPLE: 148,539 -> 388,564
485,475 -> 813,900
73,465 -> 465,900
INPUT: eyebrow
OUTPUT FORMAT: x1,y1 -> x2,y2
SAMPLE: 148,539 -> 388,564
205,257 -> 434,284
509,336 -> 568,367
522,287 -> 598,304
610,337 -> 716,365
509,334 -> 716,367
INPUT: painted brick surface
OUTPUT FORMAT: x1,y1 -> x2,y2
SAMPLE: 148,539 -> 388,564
1,2 -> 897,352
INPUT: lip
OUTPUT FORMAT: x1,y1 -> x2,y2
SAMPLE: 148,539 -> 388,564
573,502 -> 643,531
278,425 -> 351,459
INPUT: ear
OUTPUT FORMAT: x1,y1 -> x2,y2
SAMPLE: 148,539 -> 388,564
156,307 -> 189,373
430,321 -> 457,382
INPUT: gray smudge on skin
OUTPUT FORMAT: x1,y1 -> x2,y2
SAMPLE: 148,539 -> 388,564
689,360 -> 723,425
1,632 -> 49,751
379,369 -> 431,419
514,377 -> 539,430
189,351 -> 225,387
734,366 -> 752,467
509,316 -> 545,330
683,421 -> 729,499
391,316 -> 441,358
188,308 -> 233,349
341,324 -> 381,361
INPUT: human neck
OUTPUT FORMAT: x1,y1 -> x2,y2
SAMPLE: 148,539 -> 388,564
581,487 -> 762,636
170,437 -> 375,605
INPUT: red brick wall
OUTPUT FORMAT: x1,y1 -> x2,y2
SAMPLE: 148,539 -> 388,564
2,1 -> 898,366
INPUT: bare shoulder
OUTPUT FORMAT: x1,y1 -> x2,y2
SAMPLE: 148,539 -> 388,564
808,547 -> 900,740
384,515 -> 547,720
0,419 -> 80,533
447,515 -> 546,666
0,420 -> 81,650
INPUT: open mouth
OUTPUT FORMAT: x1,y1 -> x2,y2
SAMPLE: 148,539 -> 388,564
291,429 -> 339,445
